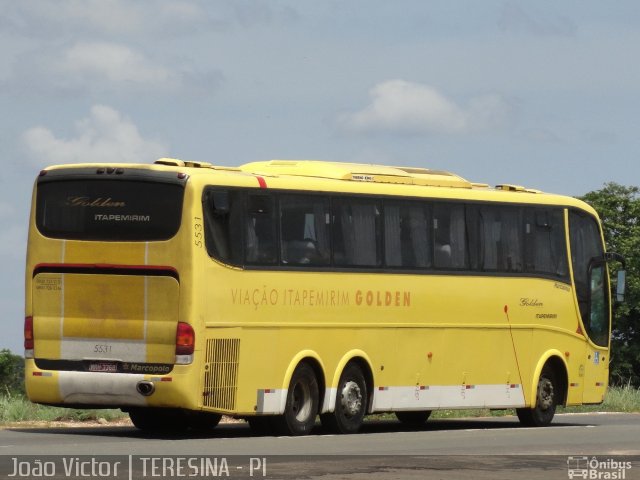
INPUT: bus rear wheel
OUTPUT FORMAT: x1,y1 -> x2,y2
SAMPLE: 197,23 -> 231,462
321,363 -> 368,434
186,412 -> 222,432
247,416 -> 273,436
395,410 -> 431,425
517,365 -> 558,427
128,408 -> 188,432
273,363 -> 319,436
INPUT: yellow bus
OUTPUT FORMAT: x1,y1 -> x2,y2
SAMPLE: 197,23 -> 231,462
25,159 -> 625,435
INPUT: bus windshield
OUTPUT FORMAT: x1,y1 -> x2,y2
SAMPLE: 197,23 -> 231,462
36,179 -> 184,241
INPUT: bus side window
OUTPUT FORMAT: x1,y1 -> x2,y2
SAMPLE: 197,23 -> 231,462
500,208 -> 523,272
333,198 -> 382,267
468,206 -> 523,273
384,201 -> 431,268
524,208 -> 569,279
203,189 -> 243,265
589,264 -> 608,343
246,193 -> 277,265
280,195 -> 330,266
479,207 -> 500,271
433,203 -> 467,269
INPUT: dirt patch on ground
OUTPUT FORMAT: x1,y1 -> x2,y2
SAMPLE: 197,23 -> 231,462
1,415 -> 244,429
1,417 -> 133,429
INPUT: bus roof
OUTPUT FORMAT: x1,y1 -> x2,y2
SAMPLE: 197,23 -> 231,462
39,158 -> 598,215
239,160 -> 476,189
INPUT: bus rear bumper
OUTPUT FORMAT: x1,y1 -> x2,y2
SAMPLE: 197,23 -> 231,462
25,361 -> 196,410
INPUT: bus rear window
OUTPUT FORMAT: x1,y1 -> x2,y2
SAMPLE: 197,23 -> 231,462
36,180 -> 184,241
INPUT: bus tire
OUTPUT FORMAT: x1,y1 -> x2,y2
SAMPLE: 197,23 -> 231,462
247,416 -> 273,436
273,363 -> 319,436
395,410 -> 431,425
321,363 -> 368,434
186,412 -> 222,432
128,408 -> 187,432
517,365 -> 558,427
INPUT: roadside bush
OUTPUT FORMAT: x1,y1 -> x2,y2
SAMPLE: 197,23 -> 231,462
0,349 -> 24,395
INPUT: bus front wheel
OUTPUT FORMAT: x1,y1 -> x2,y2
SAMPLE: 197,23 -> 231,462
517,365 -> 558,427
321,363 -> 368,434
273,363 -> 319,436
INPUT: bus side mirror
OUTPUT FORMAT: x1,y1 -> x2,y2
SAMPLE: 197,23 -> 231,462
604,252 -> 626,303
616,269 -> 626,303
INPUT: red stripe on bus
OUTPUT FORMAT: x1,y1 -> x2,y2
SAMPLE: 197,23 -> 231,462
256,176 -> 267,189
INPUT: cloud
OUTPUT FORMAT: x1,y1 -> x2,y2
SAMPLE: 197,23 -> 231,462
7,41 -> 222,95
21,105 -> 168,166
0,0 -> 214,37
338,80 -> 512,135
60,42 -> 175,85
0,1 -> 299,37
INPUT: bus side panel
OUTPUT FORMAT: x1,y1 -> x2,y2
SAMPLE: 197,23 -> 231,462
510,281 -> 586,407
582,345 -> 609,404
201,260 -> 590,416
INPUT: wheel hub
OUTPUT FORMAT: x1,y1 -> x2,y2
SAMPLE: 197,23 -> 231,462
538,378 -> 554,411
292,382 -> 312,421
340,381 -> 362,417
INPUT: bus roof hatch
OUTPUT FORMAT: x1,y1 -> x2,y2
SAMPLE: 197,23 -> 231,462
239,160 -> 473,189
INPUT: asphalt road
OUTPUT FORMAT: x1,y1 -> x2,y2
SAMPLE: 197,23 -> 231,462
1,413 -> 639,479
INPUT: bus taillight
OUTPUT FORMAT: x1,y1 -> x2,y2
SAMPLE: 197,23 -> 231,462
24,316 -> 34,358
175,322 -> 195,364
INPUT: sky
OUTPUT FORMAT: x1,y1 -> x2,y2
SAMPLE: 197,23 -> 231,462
1,1 -> 639,353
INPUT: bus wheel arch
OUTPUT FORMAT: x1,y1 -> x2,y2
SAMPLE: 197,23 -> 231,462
273,352 -> 326,436
351,357 -> 374,414
326,351 -> 375,414
321,354 -> 374,434
518,354 -> 568,427
282,351 -> 327,410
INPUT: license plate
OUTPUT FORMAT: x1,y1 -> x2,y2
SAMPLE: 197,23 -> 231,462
88,362 -> 118,373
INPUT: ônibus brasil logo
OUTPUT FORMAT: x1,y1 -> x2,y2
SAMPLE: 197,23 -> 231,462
567,456 -> 633,479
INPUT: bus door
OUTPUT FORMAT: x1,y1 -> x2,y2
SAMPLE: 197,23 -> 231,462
569,211 -> 610,404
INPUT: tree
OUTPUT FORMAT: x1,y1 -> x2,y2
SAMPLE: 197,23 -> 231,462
0,349 -> 24,395
580,183 -> 640,386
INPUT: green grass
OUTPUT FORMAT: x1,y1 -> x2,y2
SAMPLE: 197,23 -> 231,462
560,383 -> 640,414
0,392 -> 127,425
